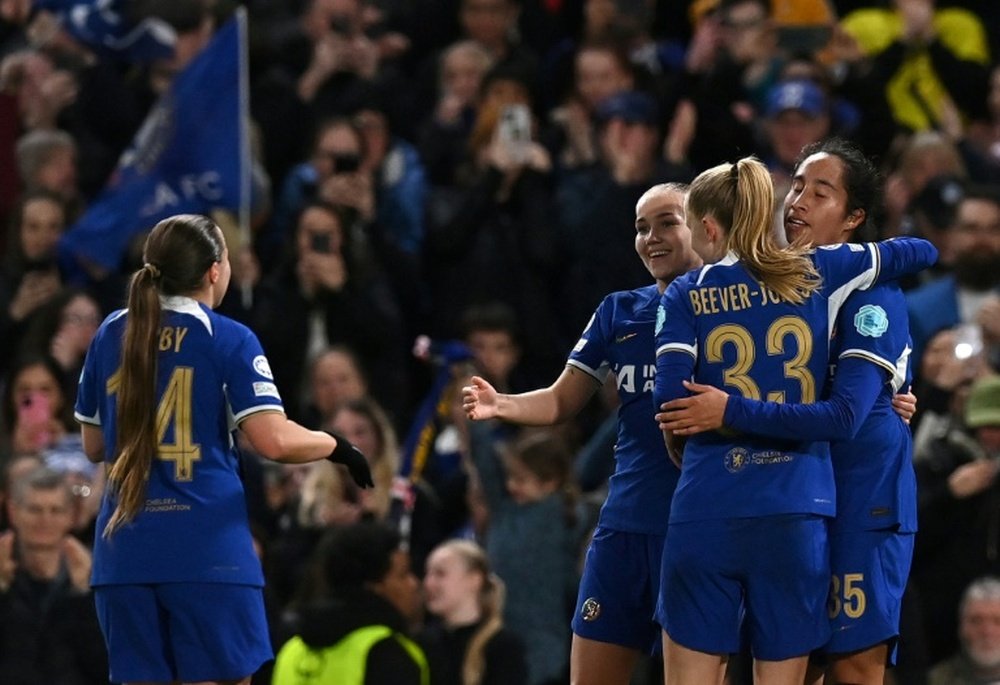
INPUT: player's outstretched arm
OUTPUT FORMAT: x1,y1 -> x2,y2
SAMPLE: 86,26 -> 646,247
462,367 -> 598,425
242,412 -> 373,486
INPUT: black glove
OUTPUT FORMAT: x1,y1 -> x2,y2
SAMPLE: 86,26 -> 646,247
325,430 -> 375,488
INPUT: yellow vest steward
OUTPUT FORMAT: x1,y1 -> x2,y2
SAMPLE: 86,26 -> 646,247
272,625 -> 430,685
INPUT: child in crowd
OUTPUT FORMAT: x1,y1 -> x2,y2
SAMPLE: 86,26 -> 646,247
468,426 -> 584,685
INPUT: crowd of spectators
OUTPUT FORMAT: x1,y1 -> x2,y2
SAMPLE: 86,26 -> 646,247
0,0 -> 998,683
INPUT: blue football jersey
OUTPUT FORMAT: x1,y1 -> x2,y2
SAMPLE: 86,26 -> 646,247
830,284 -> 916,533
653,238 -> 935,522
75,296 -> 283,586
568,285 -> 678,534
717,284 -> 917,533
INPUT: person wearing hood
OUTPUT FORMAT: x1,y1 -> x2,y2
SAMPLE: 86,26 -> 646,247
271,522 -> 427,685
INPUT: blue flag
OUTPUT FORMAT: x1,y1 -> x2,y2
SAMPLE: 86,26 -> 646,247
59,9 -> 249,274
36,0 -> 176,63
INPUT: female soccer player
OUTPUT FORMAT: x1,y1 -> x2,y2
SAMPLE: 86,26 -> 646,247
652,157 -> 936,685
462,183 -> 701,684
74,214 -> 372,685
659,139 -> 918,685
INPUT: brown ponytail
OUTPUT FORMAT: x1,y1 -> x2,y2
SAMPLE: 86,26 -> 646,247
103,214 -> 224,537
104,264 -> 162,537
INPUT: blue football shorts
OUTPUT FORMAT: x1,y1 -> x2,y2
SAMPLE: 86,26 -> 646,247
94,582 -> 273,683
571,526 -> 666,654
657,514 -> 831,661
823,528 -> 914,662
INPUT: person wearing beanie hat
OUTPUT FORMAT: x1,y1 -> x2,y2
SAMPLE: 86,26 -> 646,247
907,174 -> 966,269
966,375 -> 1000,430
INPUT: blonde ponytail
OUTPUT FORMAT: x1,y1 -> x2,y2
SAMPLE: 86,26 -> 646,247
687,157 -> 821,304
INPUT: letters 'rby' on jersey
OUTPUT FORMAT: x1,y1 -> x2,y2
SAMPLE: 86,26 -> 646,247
653,238 -> 936,523
568,284 -> 678,534
75,296 -> 283,586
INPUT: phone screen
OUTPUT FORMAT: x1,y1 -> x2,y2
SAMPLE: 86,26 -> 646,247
19,392 -> 51,427
310,233 -> 332,253
498,104 -> 532,162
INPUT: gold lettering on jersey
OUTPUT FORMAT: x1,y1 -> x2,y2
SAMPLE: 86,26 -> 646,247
758,283 -> 785,305
158,326 -> 189,352
689,284 -> 753,315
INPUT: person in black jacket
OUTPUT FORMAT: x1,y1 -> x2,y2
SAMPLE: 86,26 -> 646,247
420,539 -> 529,685
913,374 -> 1000,666
0,466 -> 107,685
272,522 -> 427,685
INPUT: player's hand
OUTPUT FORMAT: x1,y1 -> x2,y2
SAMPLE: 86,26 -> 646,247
325,431 -> 374,488
462,375 -> 498,420
656,380 -> 728,435
892,391 -> 918,424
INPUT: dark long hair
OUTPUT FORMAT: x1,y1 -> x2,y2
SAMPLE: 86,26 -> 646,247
795,138 -> 881,240
105,214 -> 224,537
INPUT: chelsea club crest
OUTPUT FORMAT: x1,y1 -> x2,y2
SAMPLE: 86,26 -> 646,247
580,597 -> 601,622
724,447 -> 749,473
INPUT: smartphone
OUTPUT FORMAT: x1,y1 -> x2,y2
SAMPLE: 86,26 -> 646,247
953,323 -> 984,361
310,233 -> 332,253
615,0 -> 650,21
19,392 -> 51,426
498,103 -> 532,164
332,153 -> 361,174
19,391 -> 53,447
329,15 -> 353,35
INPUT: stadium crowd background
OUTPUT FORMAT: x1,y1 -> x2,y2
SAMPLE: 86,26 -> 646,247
0,0 -> 999,683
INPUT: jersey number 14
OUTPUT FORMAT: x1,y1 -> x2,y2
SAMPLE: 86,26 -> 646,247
107,366 -> 202,481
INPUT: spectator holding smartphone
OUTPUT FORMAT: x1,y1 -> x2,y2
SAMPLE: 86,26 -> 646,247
1,354 -> 73,459
264,117 -> 368,260
424,63 -> 563,387
0,190 -> 68,379
246,201 -> 408,425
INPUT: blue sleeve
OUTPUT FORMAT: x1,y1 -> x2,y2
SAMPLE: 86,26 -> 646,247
872,237 -> 938,284
74,334 -> 103,425
223,324 -> 285,424
723,356 -> 885,441
653,279 -> 696,409
567,297 -> 612,382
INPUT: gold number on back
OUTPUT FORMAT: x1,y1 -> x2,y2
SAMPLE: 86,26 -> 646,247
765,316 -> 815,403
705,325 -> 760,400
106,366 -> 201,481
705,316 -> 815,403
